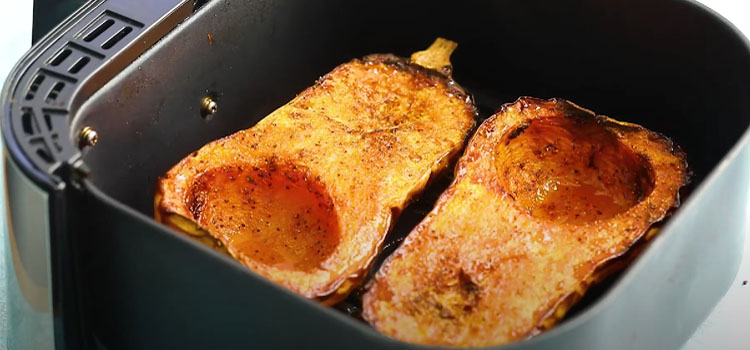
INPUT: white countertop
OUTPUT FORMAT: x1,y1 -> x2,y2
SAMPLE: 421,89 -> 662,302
0,1 -> 748,349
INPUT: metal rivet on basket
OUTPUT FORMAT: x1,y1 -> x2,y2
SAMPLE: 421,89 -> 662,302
201,96 -> 218,117
79,126 -> 98,148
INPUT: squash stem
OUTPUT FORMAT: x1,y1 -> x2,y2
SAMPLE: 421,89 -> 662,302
411,37 -> 458,75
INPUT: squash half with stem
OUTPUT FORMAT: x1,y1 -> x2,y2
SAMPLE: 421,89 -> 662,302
155,38 -> 476,304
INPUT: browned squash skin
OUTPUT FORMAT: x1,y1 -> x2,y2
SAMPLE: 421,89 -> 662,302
362,97 -> 688,347
155,53 -> 476,302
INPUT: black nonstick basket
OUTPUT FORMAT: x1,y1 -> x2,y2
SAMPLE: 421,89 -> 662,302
3,0 -> 750,349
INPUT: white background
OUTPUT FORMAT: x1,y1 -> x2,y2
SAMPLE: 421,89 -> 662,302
0,1 -> 748,349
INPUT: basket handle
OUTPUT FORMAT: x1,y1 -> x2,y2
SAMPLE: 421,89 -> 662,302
2,0 -> 196,189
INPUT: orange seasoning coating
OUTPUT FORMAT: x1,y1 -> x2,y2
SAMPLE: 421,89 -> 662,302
156,46 -> 475,302
363,97 -> 688,347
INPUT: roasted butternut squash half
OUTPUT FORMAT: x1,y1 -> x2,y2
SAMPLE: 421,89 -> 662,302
155,39 -> 476,303
362,97 -> 688,347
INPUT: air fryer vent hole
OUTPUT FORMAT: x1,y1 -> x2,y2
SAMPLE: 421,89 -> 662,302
102,26 -> 133,50
21,109 -> 37,136
51,134 -> 63,152
46,82 -> 65,103
29,138 -> 54,164
25,74 -> 45,100
68,56 -> 91,74
84,19 -> 115,42
35,147 -> 53,164
49,48 -> 72,67
43,113 -> 52,131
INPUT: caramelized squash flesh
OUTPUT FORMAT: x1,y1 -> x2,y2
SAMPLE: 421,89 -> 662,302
362,97 -> 688,347
497,116 -> 655,224
187,163 -> 340,272
155,39 -> 476,302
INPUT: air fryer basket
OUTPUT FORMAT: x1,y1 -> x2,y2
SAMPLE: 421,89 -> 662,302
3,0 -> 750,349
